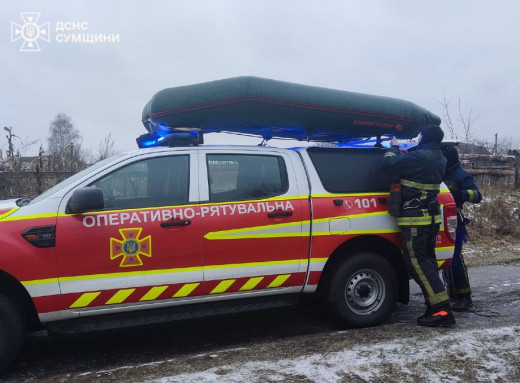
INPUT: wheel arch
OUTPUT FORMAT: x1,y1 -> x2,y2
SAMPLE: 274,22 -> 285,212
317,235 -> 409,304
0,270 -> 42,331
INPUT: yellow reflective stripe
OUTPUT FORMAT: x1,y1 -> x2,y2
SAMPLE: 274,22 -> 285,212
206,232 -> 307,240
22,277 -> 59,286
338,228 -> 400,235
65,196 -> 306,216
200,195 -> 305,206
397,215 -> 441,225
267,274 -> 290,288
408,236 -> 449,306
1,212 -> 56,222
407,239 -> 436,298
384,151 -> 397,158
311,192 -> 389,198
311,228 -> 400,236
24,261 -> 303,287
401,179 -> 440,191
5,196 -> 307,222
426,290 -> 450,306
70,292 -> 101,308
436,246 -> 455,252
0,207 -> 19,220
57,266 -> 203,283
140,285 -> 169,301
313,211 -> 388,222
204,259 -> 301,271
106,288 -> 135,305
206,211 -> 394,240
240,277 -> 264,291
467,189 -> 474,201
455,287 -> 472,294
204,220 -> 308,240
211,279 -> 236,294
173,283 -> 200,298
437,260 -> 446,268
310,257 -> 329,263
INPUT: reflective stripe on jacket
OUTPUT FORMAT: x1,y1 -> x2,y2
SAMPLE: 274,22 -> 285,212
383,143 -> 446,225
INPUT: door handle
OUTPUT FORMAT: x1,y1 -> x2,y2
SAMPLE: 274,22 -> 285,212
160,220 -> 191,228
267,211 -> 293,218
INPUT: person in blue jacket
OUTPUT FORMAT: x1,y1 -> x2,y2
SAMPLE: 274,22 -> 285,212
442,145 -> 482,311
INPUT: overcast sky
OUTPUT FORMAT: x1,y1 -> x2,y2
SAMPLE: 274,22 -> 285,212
2,0 -> 519,156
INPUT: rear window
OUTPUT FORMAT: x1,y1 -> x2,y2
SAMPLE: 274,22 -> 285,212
307,147 -> 393,193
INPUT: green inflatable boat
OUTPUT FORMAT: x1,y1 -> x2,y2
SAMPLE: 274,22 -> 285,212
140,76 -> 440,146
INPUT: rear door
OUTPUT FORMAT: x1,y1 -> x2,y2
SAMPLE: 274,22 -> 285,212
199,149 -> 310,297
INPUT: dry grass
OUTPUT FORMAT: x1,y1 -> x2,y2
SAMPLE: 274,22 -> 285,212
461,187 -> 520,267
464,187 -> 520,241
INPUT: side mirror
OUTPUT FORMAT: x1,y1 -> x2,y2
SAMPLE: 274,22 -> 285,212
67,187 -> 104,214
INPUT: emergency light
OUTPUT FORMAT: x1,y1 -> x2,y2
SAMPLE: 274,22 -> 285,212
136,128 -> 203,148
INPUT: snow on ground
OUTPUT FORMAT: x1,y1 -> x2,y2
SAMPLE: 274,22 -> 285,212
143,325 -> 520,383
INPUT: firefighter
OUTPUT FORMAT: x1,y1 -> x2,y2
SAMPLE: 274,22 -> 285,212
441,145 -> 482,311
383,125 -> 455,327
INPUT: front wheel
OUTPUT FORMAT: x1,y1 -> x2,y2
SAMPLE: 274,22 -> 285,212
0,294 -> 25,374
328,252 -> 398,327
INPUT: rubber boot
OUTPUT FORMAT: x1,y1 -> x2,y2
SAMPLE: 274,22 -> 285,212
417,305 -> 456,327
451,294 -> 473,312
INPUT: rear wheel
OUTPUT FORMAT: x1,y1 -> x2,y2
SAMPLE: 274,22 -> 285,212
0,294 -> 25,374
328,252 -> 398,327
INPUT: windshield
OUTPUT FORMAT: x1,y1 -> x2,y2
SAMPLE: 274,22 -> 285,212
28,152 -> 128,205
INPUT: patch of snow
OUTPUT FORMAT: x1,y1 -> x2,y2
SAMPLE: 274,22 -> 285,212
140,326 -> 520,383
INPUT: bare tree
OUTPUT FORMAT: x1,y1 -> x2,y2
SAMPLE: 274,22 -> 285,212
47,113 -> 84,170
494,135 -> 520,156
457,98 -> 480,144
439,94 -> 456,140
4,126 -> 17,165
96,132 -> 117,161
439,95 -> 482,155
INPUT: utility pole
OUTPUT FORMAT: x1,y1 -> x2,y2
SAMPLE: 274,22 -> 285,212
493,133 -> 498,155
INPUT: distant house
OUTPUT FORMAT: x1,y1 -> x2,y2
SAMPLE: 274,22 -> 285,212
20,156 -> 39,170
457,143 -> 490,155
443,142 -> 516,187
508,150 -> 520,187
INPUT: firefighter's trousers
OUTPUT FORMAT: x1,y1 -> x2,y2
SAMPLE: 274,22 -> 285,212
443,223 -> 471,298
400,223 -> 450,310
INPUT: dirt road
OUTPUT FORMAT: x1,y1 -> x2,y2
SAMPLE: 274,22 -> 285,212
3,262 -> 520,383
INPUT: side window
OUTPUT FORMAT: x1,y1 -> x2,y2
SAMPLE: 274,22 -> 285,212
91,155 -> 189,210
307,147 -> 393,193
207,154 -> 288,202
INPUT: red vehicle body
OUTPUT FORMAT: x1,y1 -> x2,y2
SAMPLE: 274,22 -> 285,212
0,145 -> 457,372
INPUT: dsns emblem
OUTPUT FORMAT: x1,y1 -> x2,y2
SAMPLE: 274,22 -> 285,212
110,228 -> 151,267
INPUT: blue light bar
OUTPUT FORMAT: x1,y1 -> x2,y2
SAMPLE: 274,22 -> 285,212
136,129 -> 203,148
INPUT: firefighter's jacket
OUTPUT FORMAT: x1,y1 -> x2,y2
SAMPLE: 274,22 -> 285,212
383,143 -> 447,226
443,162 -> 482,208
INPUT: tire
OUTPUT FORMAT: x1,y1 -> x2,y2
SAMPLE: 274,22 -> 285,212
328,252 -> 398,327
0,294 -> 25,375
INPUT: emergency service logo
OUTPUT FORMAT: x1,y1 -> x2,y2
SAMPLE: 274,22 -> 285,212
11,12 -> 50,52
110,228 -> 152,267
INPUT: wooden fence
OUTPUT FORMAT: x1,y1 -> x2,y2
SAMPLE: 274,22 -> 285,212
0,171 -> 77,199
460,153 -> 517,188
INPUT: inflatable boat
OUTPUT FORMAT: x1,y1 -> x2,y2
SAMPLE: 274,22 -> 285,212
140,76 -> 440,146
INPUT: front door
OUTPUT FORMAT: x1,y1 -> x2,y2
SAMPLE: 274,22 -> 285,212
55,153 -> 204,312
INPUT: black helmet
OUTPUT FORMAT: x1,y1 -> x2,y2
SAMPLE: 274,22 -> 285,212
420,125 -> 444,145
443,145 -> 459,167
